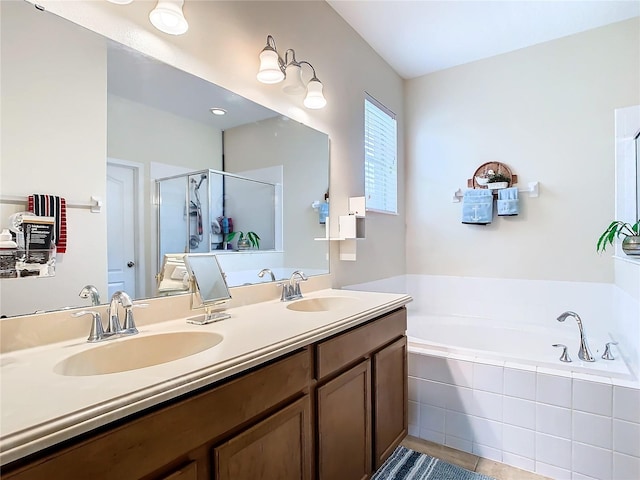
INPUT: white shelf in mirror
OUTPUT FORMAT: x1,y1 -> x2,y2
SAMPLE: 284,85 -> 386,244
314,197 -> 365,261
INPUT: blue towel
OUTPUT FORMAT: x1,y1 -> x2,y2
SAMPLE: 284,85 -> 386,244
497,187 -> 519,216
461,189 -> 493,224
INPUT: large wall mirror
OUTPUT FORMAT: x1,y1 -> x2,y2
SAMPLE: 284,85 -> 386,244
0,1 -> 329,317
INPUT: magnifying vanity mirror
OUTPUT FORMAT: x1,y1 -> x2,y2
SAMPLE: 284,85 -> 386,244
0,1 -> 329,318
184,254 -> 232,325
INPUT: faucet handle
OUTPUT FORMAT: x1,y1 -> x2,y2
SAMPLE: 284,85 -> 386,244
122,303 -> 148,335
552,344 -> 572,363
276,282 -> 291,302
602,341 -> 618,360
72,310 -> 105,343
290,270 -> 308,297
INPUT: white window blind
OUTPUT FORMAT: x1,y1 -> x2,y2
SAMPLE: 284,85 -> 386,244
365,94 -> 397,214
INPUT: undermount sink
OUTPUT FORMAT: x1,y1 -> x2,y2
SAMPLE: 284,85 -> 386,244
54,331 -> 223,376
286,296 -> 359,312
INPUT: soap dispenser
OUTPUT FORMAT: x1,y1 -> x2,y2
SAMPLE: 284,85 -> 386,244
0,228 -> 18,278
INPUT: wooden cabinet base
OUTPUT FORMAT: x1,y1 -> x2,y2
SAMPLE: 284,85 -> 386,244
374,336 -> 408,468
3,307 -> 408,480
214,396 -> 312,480
317,360 -> 372,480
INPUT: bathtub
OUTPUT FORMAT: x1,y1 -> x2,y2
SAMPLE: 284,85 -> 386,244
407,313 -> 640,480
346,274 -> 640,479
407,314 -> 634,380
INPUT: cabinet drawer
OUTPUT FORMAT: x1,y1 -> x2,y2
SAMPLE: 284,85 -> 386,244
316,308 -> 406,379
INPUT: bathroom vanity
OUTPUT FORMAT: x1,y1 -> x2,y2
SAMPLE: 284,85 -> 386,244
0,289 -> 410,480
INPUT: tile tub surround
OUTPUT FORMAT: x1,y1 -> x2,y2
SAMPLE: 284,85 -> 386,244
408,351 -> 640,480
0,286 -> 411,465
345,274 -> 640,479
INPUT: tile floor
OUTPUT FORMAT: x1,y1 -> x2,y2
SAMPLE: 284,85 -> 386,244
401,436 -> 552,480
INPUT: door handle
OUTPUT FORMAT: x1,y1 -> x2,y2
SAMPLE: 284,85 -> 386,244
127,261 -> 135,268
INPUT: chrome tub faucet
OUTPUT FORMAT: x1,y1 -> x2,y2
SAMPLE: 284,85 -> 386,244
557,311 -> 595,362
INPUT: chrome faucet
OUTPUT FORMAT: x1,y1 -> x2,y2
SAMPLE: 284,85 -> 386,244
258,268 -> 276,282
79,285 -> 101,306
72,291 -> 142,343
557,311 -> 595,362
278,270 -> 308,301
107,291 -> 135,336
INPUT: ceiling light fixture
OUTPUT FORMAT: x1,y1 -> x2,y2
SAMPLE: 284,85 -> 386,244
257,35 -> 326,109
209,107 -> 227,116
107,0 -> 134,4
149,0 -> 188,35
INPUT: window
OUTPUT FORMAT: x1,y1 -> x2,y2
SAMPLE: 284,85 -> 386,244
364,93 -> 397,214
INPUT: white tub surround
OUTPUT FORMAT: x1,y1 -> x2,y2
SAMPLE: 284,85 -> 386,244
0,286 -> 411,465
347,274 -> 640,376
346,274 -> 640,479
408,315 -> 633,380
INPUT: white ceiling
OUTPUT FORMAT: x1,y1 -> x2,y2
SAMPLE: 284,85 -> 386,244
327,0 -> 640,79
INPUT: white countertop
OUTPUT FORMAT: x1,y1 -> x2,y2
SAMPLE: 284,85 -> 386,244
0,288 -> 411,465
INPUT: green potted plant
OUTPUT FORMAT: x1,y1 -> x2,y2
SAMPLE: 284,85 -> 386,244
597,220 -> 640,256
486,172 -> 511,190
226,231 -> 260,251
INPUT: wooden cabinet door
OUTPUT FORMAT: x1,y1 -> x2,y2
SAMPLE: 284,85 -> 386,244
373,336 -> 408,469
317,360 -> 371,480
213,396 -> 312,480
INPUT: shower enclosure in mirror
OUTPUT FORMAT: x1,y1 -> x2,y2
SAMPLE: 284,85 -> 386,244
0,1 -> 329,318
157,169 -> 285,287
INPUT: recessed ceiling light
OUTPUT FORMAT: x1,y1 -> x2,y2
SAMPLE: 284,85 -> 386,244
209,108 -> 227,116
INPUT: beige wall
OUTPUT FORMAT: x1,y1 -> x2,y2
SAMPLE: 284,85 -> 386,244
405,19 -> 640,283
34,0 -> 406,288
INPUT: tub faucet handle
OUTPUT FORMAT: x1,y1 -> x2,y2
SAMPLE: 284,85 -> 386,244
552,344 -> 572,363
602,341 -> 618,360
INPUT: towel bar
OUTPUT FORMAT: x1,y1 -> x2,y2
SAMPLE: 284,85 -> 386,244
452,181 -> 539,203
0,195 -> 102,213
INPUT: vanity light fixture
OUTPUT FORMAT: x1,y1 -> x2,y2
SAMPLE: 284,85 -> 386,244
257,35 -> 327,109
149,0 -> 188,35
209,107 -> 227,116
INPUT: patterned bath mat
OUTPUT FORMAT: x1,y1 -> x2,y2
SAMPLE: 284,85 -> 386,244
372,446 -> 497,480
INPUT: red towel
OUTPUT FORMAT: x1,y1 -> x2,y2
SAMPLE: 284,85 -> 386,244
28,194 -> 67,253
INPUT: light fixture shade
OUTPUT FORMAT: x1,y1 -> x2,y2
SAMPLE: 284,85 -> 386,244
282,64 -> 306,95
107,0 -> 134,4
257,49 -> 284,84
149,0 -> 188,35
304,78 -> 327,109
